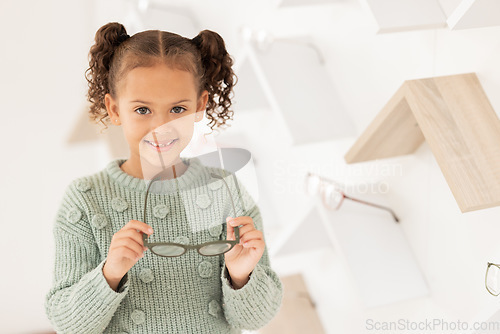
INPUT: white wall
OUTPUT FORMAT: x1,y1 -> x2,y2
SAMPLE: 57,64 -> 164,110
0,0 -> 104,333
1,0 -> 500,332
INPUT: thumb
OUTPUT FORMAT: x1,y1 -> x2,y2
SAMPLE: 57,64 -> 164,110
226,216 -> 235,240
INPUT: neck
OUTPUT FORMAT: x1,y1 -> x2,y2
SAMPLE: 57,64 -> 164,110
120,154 -> 188,180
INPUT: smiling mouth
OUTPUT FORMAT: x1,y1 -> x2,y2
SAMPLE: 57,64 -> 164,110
144,139 -> 178,148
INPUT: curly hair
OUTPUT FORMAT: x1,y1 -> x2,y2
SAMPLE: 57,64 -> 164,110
85,22 -> 237,135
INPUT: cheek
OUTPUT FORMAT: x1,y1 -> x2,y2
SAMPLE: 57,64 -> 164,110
122,123 -> 148,145
173,116 -> 196,139
178,127 -> 195,147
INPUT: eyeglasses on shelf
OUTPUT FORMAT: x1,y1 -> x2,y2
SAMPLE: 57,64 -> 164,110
304,171 -> 400,223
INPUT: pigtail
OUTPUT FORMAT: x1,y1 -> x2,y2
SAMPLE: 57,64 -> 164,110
85,22 -> 130,132
191,30 -> 237,133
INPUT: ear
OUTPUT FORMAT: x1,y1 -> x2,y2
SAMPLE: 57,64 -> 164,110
195,90 -> 209,123
105,93 -> 120,125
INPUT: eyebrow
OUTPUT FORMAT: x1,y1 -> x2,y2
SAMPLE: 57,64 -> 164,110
130,99 -> 192,105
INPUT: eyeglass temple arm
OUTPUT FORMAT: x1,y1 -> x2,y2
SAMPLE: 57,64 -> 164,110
211,172 -> 240,241
142,171 -> 170,245
343,194 -> 400,223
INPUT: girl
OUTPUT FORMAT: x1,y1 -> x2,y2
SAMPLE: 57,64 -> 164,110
44,22 -> 283,334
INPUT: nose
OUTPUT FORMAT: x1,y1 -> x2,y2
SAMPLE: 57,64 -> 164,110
150,113 -> 173,134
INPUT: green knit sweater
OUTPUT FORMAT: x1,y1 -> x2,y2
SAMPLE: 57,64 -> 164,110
44,156 -> 283,333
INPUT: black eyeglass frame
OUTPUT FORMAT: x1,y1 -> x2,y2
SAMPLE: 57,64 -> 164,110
141,168 -> 241,257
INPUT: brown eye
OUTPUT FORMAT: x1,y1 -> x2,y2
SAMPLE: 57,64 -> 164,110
135,107 -> 151,115
171,106 -> 186,114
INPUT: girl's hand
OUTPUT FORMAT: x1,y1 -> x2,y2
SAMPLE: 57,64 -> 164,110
224,216 -> 265,288
102,220 -> 153,287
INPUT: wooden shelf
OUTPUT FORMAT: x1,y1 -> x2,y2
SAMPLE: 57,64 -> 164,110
344,73 -> 500,213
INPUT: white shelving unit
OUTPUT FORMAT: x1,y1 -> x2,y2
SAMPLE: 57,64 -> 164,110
359,0 -> 447,33
270,194 -> 429,309
447,0 -> 500,30
232,36 -> 356,146
359,0 -> 500,33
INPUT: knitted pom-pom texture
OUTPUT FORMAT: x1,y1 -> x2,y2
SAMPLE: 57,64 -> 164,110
44,156 -> 283,333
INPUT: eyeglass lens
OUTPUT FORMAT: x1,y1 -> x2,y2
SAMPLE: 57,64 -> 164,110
486,265 -> 500,295
152,244 -> 185,257
306,174 -> 343,210
322,183 -> 343,210
199,242 -> 233,256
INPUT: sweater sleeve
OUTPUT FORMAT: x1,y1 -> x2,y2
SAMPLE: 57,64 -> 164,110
44,180 -> 130,334
219,177 -> 284,331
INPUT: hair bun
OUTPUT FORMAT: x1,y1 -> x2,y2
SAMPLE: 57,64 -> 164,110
191,35 -> 202,49
190,30 -> 236,132
191,30 -> 229,82
117,33 -> 130,45
85,22 -> 130,132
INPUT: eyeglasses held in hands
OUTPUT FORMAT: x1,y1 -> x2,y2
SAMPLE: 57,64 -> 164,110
304,172 -> 400,223
142,169 -> 240,257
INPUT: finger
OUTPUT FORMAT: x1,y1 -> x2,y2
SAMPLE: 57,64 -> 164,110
112,240 -> 146,259
126,220 -> 154,235
237,224 -> 255,238
117,229 -> 149,250
226,220 -> 235,241
117,247 -> 142,261
242,239 -> 264,249
114,238 -> 146,257
240,230 -> 263,243
226,216 -> 253,228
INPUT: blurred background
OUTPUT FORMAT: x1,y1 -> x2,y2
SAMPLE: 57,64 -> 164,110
1,0 -> 500,333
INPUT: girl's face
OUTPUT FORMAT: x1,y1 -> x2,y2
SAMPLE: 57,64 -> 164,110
105,63 -> 208,173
